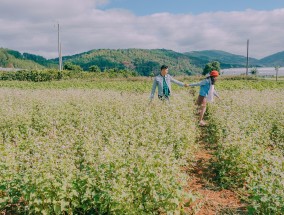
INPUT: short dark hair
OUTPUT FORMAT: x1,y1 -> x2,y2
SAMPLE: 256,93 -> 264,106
161,65 -> 168,70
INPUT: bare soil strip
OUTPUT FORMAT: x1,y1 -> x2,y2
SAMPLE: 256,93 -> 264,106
184,134 -> 247,214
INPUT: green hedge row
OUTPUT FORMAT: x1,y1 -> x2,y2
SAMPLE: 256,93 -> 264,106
0,69 -> 138,82
0,70 -> 63,82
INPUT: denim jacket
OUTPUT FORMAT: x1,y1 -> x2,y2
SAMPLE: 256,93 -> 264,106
150,74 -> 185,99
189,78 -> 219,97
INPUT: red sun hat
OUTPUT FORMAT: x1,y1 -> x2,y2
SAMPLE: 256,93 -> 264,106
210,70 -> 219,77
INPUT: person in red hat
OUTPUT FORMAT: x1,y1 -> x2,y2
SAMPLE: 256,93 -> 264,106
189,70 -> 220,126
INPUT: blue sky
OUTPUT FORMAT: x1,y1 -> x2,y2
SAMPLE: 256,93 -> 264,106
99,0 -> 284,16
1,0 -> 284,59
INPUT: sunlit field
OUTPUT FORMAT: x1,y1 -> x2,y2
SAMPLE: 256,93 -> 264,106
0,77 -> 284,214
0,84 -> 197,214
206,89 -> 284,214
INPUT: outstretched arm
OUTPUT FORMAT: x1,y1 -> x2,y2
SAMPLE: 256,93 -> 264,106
170,77 -> 188,87
189,79 -> 207,87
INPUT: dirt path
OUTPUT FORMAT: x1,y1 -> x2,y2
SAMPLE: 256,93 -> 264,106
184,133 -> 247,214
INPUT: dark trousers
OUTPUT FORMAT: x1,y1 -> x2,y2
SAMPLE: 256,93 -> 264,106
158,95 -> 169,101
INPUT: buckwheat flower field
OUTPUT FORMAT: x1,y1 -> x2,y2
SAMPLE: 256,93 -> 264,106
206,89 -> 284,214
0,77 -> 284,214
0,86 -> 197,214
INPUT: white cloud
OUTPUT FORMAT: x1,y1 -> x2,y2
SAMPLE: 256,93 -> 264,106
0,0 -> 284,59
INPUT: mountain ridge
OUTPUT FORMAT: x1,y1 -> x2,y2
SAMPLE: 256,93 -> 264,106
1,47 -> 283,76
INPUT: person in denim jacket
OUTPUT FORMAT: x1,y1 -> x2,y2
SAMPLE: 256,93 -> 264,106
150,65 -> 188,102
189,70 -> 220,126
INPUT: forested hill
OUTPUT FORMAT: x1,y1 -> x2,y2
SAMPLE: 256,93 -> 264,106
1,47 -> 283,76
50,49 -> 268,75
184,50 -> 262,68
258,51 -> 284,66
51,48 -> 201,76
0,48 -> 48,70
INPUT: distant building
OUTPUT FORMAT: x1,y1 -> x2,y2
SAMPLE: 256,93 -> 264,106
221,67 -> 284,76
0,67 -> 22,72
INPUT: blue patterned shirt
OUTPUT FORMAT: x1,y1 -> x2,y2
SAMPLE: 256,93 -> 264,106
189,78 -> 219,97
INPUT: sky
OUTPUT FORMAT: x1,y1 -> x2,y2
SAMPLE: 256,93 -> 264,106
1,0 -> 284,59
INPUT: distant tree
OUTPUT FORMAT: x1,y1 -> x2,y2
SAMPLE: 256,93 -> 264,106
122,61 -> 135,70
135,61 -> 160,76
23,53 -> 48,66
202,61 -> 220,76
89,65 -> 101,72
63,62 -> 83,71
275,66 -> 280,81
7,50 -> 23,59
250,67 -> 258,75
185,70 -> 193,76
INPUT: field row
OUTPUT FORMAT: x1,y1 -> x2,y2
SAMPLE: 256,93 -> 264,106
0,89 -> 197,214
206,89 -> 284,214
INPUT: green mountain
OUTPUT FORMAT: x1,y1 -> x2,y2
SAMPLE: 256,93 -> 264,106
184,50 -> 263,68
22,52 -> 57,68
259,51 -> 284,66
0,48 -> 48,70
51,48 -> 201,76
1,47 -> 284,76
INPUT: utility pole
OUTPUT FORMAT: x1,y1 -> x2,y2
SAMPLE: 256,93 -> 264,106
246,39 -> 249,75
58,23 -> 62,71
275,66 -> 280,82
60,42 -> 63,71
